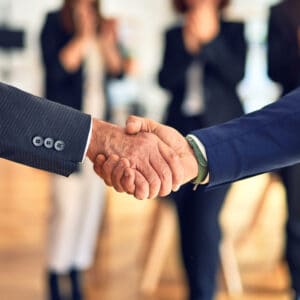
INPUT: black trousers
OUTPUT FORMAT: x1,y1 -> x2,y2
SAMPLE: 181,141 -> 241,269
281,164 -> 300,293
171,183 -> 229,300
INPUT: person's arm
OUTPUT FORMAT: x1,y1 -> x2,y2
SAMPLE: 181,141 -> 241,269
191,87 -> 300,187
0,82 -> 91,175
0,82 -> 184,198
94,87 -> 300,196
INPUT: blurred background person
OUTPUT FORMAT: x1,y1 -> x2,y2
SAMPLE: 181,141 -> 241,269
268,1 -> 300,299
158,0 -> 246,299
40,0 -> 133,299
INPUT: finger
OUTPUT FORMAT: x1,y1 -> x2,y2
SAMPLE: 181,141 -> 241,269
137,161 -> 161,199
102,154 -> 120,187
126,115 -> 144,134
94,154 -> 106,179
149,150 -> 173,197
133,170 -> 150,200
125,115 -> 159,135
120,167 -> 136,195
158,142 -> 184,192
126,115 -> 164,140
111,158 -> 130,193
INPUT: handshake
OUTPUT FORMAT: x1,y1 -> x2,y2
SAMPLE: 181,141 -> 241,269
86,116 -> 200,199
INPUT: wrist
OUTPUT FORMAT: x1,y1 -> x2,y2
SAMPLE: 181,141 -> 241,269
87,119 -> 123,162
186,135 -> 208,184
87,119 -> 108,162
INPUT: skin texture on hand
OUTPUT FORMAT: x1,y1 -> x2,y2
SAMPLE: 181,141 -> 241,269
87,119 -> 184,199
94,116 -> 199,199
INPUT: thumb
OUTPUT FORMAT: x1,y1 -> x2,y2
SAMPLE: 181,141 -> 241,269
126,115 -> 148,135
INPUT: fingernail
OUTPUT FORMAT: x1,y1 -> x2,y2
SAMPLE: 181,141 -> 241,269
174,185 -> 181,192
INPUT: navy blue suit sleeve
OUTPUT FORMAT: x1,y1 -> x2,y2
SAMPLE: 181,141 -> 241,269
0,82 -> 91,176
191,88 -> 300,187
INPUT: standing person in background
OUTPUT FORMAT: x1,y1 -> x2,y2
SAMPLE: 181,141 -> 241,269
268,1 -> 300,299
40,1 -> 129,299
158,0 -> 246,299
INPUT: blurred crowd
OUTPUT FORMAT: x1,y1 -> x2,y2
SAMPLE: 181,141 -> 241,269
1,0 -> 300,300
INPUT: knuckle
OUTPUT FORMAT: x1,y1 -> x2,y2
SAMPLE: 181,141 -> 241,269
168,151 -> 178,162
134,175 -> 149,200
160,167 -> 171,182
115,185 -> 124,193
103,166 -> 111,179
127,115 -> 135,122
148,174 -> 160,187
104,178 -> 112,186
93,164 -> 101,176
122,179 -> 134,194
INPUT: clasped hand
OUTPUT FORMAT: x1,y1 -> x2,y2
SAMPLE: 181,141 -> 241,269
87,117 -> 199,200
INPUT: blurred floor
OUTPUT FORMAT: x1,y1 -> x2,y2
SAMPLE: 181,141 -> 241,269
0,159 -> 293,300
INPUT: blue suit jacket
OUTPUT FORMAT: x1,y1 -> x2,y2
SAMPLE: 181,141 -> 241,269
192,88 -> 300,188
0,82 -> 90,175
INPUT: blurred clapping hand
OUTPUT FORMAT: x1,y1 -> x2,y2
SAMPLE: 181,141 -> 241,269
183,0 -> 220,53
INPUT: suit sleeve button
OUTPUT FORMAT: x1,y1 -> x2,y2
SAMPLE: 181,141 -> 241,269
44,138 -> 54,149
32,136 -> 44,147
54,140 -> 65,152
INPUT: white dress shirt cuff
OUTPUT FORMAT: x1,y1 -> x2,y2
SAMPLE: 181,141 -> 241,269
81,118 -> 93,162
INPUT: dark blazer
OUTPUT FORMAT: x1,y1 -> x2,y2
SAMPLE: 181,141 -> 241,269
159,21 -> 246,133
41,11 -> 83,111
0,82 -> 90,175
268,0 -> 300,95
40,11 -> 123,119
192,88 -> 300,188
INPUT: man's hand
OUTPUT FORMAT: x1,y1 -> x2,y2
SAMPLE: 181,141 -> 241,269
87,119 -> 184,199
94,116 -> 199,198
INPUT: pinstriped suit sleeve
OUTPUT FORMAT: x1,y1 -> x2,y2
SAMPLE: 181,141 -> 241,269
190,88 -> 300,188
0,82 -> 91,176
